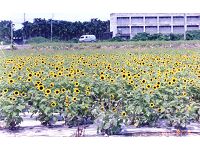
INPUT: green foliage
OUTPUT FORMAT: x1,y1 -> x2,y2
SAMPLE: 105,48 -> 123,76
21,18 -> 110,41
109,36 -> 126,42
132,33 -> 151,41
186,30 -> 200,40
0,21 -> 12,43
132,33 -> 184,41
26,37 -> 50,44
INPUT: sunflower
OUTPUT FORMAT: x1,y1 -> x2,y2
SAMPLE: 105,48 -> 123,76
86,91 -> 90,96
183,79 -> 187,83
27,77 -> 32,82
13,90 -> 20,96
100,74 -> 105,80
8,79 -> 14,84
50,101 -> 57,107
149,102 -> 154,108
36,73 -> 40,77
146,84 -> 151,89
65,96 -> 69,103
66,102 -> 70,107
28,73 -> 32,77
158,108 -> 162,113
85,86 -> 91,91
74,82 -> 79,87
38,85 -> 44,91
61,88 -> 66,93
54,89 -> 60,95
74,88 -> 80,94
141,79 -> 146,84
72,96 -> 77,102
122,73 -> 126,79
156,84 -> 160,88
153,85 -> 157,90
21,92 -> 26,97
10,97 -> 16,101
182,91 -> 187,96
3,89 -> 8,93
8,73 -> 12,78
55,66 -> 59,70
50,82 -> 54,87
45,89 -> 51,95
100,106 -> 104,111
112,107 -> 117,112
172,77 -> 177,83
57,71 -> 63,76
110,78 -> 115,83
110,94 -> 115,100
121,111 -> 127,117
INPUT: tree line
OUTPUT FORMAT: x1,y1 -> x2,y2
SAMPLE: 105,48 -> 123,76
0,18 -> 110,43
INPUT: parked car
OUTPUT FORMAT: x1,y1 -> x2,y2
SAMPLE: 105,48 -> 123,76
79,35 -> 96,42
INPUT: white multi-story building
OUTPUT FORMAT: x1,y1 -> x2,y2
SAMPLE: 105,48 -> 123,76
110,13 -> 200,39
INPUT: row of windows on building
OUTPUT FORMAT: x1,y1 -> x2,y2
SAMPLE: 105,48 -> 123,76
117,25 -> 199,35
117,16 -> 199,25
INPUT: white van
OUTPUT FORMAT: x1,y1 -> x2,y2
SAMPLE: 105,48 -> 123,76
79,35 -> 96,42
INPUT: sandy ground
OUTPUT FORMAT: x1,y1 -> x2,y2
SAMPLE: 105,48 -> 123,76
1,113 -> 200,137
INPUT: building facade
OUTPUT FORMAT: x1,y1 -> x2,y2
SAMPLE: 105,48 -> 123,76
110,13 -> 200,39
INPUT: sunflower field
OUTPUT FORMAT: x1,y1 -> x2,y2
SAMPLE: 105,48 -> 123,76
0,49 -> 200,135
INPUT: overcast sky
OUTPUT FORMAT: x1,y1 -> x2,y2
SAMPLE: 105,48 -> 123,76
0,0 -> 200,28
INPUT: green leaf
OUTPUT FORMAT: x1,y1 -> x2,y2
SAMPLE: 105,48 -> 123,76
104,122 -> 110,130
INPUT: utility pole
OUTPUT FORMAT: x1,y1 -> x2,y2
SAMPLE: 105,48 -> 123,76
23,13 -> 26,44
24,13 -> 26,22
11,21 -> 13,49
51,13 -> 54,42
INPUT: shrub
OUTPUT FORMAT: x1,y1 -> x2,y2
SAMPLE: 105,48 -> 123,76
132,32 -> 151,41
109,36 -> 126,42
186,30 -> 200,40
26,37 -> 50,44
132,33 -> 184,41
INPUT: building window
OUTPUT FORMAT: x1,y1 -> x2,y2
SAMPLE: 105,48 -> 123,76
145,26 -> 157,34
187,16 -> 199,24
117,26 -> 130,35
145,17 -> 157,24
173,26 -> 184,34
159,16 -> 171,25
187,25 -> 199,31
159,26 -> 171,34
131,17 -> 143,24
131,26 -> 143,35
117,17 -> 129,25
173,16 -> 184,25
